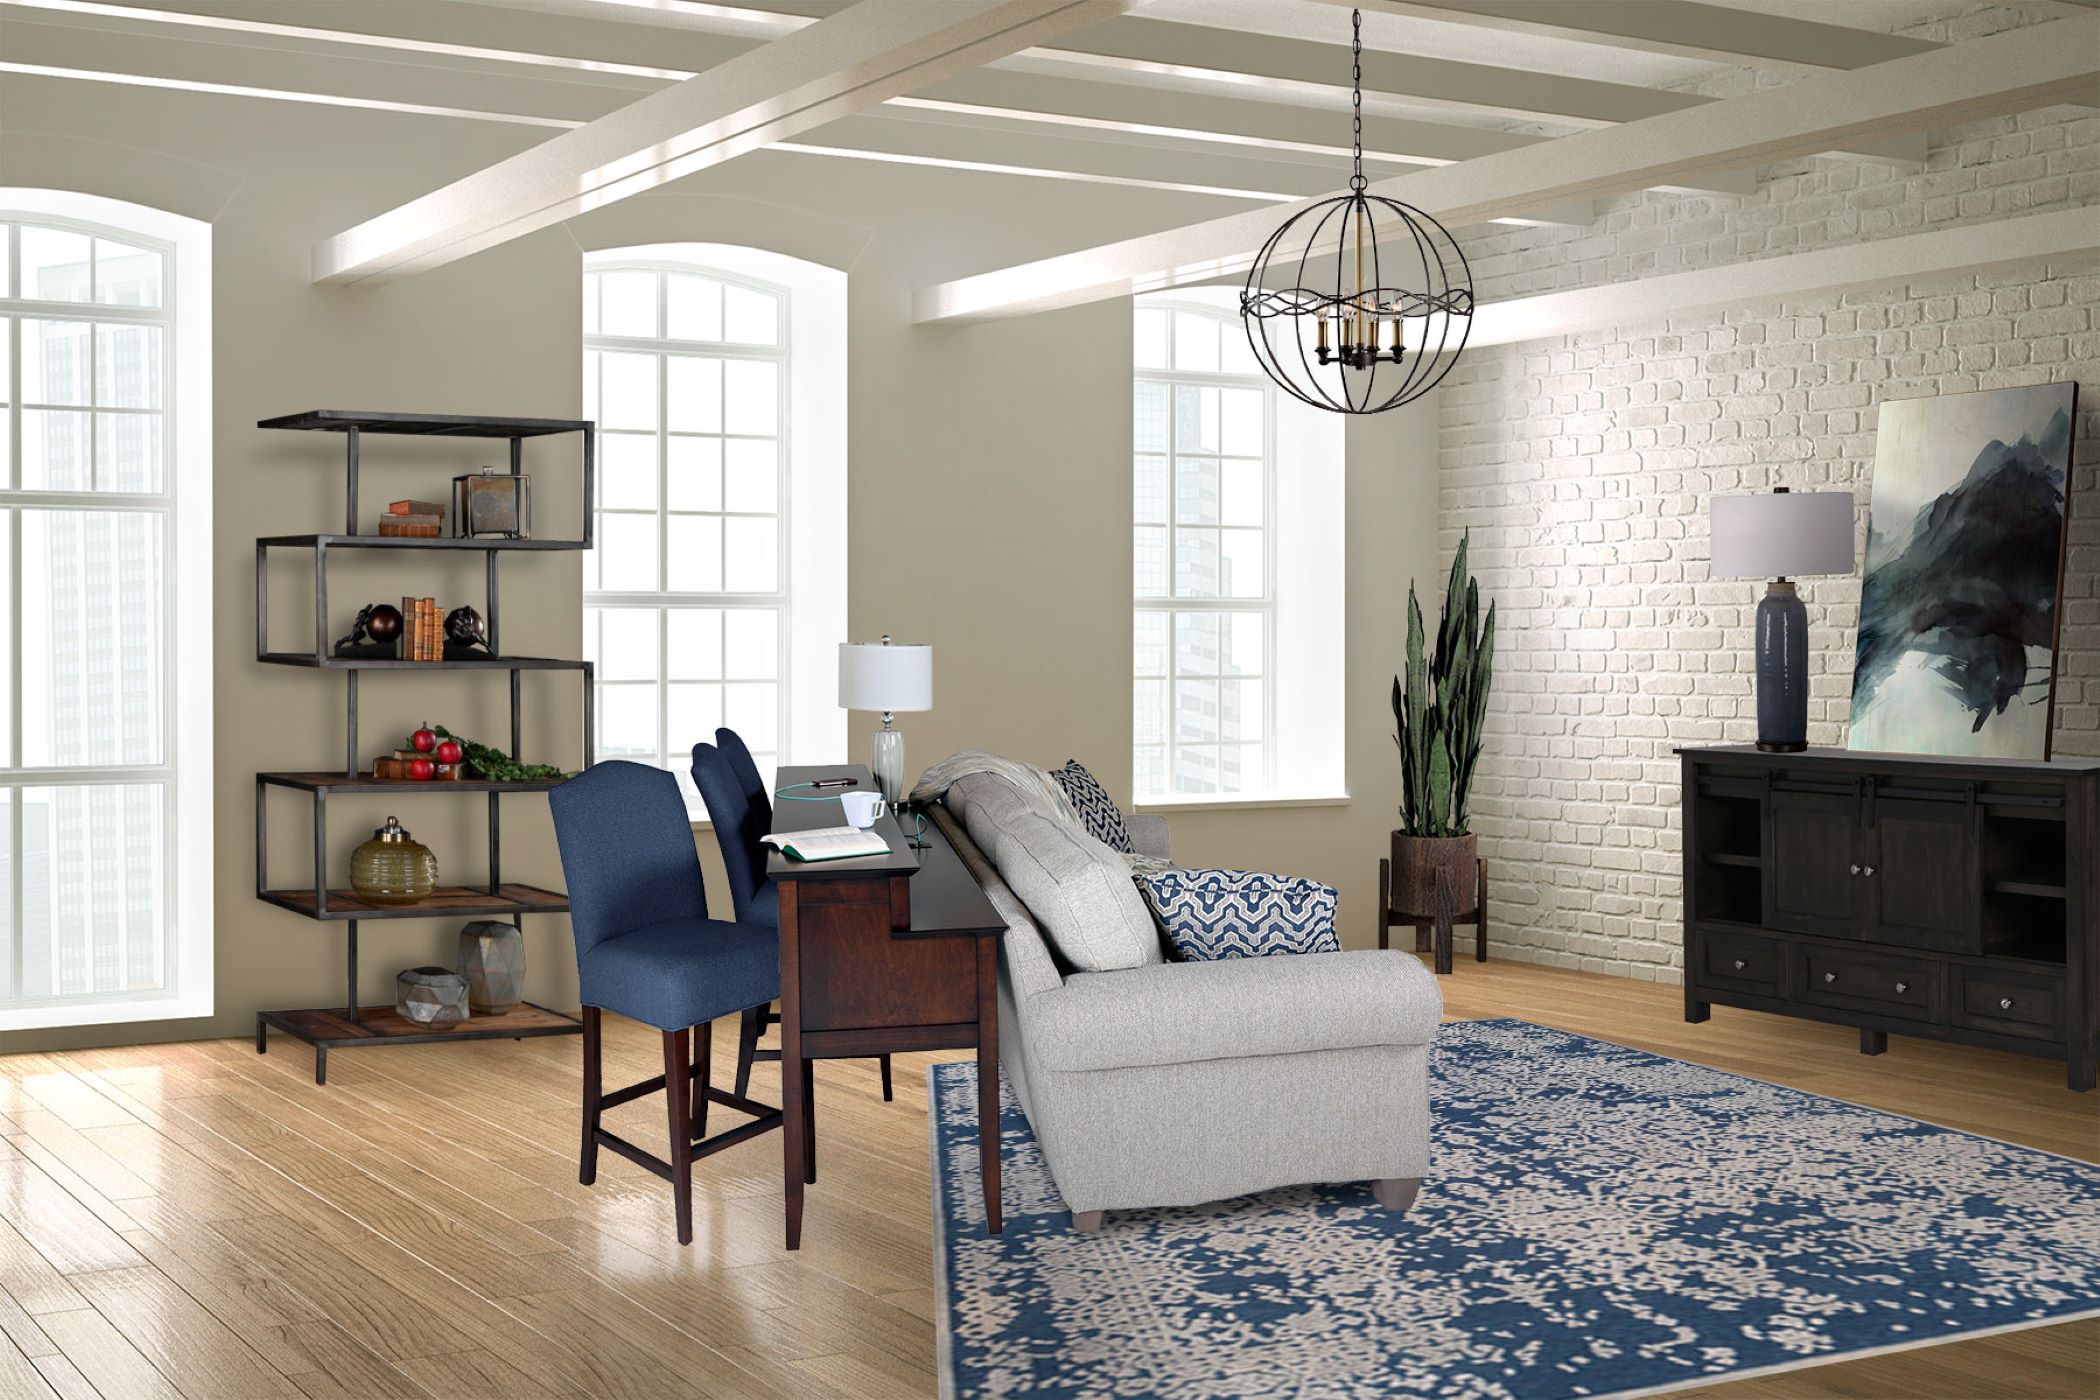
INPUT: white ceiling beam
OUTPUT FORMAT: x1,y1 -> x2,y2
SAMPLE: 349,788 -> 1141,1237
476,0 -> 1919,161
899,69 -> 1760,197
310,0 -> 1129,285
1332,1 -> 1939,75
914,14 -> 2100,324
1469,205 -> 2099,346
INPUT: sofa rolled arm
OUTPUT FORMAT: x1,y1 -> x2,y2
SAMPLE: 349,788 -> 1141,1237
1122,812 -> 1171,862
1026,948 -> 1442,1073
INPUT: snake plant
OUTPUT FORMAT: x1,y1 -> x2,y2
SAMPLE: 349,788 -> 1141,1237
1392,531 -> 1496,837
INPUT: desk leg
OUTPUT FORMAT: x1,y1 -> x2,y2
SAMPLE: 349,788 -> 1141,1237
778,880 -> 806,1251
977,936 -> 1002,1235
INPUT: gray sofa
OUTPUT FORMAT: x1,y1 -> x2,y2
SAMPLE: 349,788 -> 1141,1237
936,771 -> 1443,1231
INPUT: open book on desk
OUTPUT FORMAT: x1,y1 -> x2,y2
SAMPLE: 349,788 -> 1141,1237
759,825 -> 892,863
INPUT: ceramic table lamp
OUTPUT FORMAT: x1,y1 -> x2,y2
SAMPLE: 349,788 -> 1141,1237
839,636 -> 933,804
1710,487 -> 1856,753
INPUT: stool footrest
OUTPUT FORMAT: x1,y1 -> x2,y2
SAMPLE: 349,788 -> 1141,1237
595,1103 -> 784,1184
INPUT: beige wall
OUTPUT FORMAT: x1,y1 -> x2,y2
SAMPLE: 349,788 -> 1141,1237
0,71 -> 1443,1052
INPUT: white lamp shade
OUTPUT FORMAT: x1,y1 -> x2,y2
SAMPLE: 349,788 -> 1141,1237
1710,491 -> 1856,579
839,640 -> 933,712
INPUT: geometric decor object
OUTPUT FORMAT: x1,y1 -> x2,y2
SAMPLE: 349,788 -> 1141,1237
1239,9 -> 1473,414
395,966 -> 469,1027
456,920 -> 526,1013
930,1020 -> 2100,1399
1851,383 -> 2078,759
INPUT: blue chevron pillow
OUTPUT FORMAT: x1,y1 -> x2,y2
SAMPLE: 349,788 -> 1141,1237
1051,760 -> 1134,854
1139,869 -> 1340,962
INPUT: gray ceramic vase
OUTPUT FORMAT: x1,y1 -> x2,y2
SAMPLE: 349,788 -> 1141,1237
457,920 -> 526,1013
396,966 -> 469,1028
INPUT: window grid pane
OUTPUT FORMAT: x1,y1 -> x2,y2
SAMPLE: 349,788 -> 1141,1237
584,259 -> 790,810
2,214 -> 180,1015
1133,304 -> 1273,801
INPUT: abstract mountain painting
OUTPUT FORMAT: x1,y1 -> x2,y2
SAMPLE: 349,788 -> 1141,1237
1850,383 -> 2078,759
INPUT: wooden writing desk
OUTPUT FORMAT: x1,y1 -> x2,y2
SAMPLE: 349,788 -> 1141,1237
767,764 -> 1005,1249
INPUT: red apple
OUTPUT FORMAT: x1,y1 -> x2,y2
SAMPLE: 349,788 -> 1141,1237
409,757 -> 436,781
435,740 -> 464,766
410,726 -> 438,753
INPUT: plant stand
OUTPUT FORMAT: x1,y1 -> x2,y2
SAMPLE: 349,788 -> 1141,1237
252,412 -> 595,1084
1379,835 -> 1487,976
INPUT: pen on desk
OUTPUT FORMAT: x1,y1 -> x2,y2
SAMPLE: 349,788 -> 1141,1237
808,777 -> 859,789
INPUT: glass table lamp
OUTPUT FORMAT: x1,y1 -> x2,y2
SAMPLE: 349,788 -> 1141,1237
1710,487 -> 1856,752
839,636 -> 933,804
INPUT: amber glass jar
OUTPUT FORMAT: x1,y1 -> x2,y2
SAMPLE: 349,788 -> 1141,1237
350,815 -> 438,906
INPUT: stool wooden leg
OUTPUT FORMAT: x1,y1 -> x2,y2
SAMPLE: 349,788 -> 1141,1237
579,1007 -> 602,1186
801,1057 -> 816,1185
1433,866 -> 1456,976
1377,857 -> 1392,951
736,1005 -> 763,1098
664,1027 -> 694,1246
1475,858 -> 1489,963
879,1054 -> 894,1102
692,1017 -> 712,1141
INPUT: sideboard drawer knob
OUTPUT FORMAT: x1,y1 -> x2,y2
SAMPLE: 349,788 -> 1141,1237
1823,971 -> 1838,984
1999,997 -> 2015,1011
1849,863 -> 1862,875
1863,866 -> 1874,877
1894,981 -> 1909,995
1732,958 -> 1747,971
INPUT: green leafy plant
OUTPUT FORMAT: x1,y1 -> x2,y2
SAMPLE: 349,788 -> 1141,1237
1392,531 -> 1496,837
431,726 -> 572,783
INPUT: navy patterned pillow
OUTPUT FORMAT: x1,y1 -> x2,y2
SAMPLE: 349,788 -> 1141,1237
1051,760 -> 1134,854
1139,869 -> 1340,961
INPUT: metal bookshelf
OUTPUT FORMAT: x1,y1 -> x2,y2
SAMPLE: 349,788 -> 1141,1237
253,411 -> 595,1084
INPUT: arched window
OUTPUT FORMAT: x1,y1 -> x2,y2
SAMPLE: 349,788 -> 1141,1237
0,190 -> 212,1030
582,244 -> 846,812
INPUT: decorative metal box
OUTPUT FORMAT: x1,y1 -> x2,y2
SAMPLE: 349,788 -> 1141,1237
396,967 -> 469,1028
453,466 -> 530,539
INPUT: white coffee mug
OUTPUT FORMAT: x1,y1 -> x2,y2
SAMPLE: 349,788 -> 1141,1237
838,790 -> 889,828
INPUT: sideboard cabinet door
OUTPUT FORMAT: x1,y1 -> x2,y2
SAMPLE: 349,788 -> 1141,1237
1767,785 -> 1863,939
1866,795 -> 1980,954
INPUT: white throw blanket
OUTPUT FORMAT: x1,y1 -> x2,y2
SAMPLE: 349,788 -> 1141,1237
911,749 -> 1172,873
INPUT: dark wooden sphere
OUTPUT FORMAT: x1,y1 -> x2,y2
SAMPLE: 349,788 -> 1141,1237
365,603 -> 404,643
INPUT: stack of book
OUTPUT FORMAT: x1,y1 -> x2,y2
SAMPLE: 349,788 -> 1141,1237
379,499 -> 447,538
399,597 -> 443,661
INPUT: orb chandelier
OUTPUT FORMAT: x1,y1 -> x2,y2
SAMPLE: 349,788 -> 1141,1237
1240,9 -> 1474,415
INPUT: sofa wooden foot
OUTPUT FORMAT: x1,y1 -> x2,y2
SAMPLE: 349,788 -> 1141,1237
1070,1210 -> 1104,1233
1372,1177 -> 1421,1211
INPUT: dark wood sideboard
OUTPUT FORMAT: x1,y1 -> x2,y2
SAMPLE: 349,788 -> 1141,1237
1679,746 -> 2099,1091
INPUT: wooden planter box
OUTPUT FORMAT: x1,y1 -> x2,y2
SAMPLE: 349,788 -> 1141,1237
1379,832 -> 1487,975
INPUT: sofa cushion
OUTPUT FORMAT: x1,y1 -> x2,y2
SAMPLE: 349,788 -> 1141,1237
1140,869 -> 1338,961
979,810 -> 1160,972
1028,949 -> 1442,1072
1050,760 -> 1134,853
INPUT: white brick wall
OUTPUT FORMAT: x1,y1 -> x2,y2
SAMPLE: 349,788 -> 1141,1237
1437,24 -> 2099,981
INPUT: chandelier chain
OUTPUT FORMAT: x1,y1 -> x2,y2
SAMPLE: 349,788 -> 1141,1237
1349,8 -> 1365,192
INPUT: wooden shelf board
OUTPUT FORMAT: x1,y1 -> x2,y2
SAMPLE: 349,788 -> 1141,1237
258,534 -> 585,552
1988,879 -> 2069,899
258,652 -> 587,671
260,883 -> 568,921
258,771 -> 565,794
258,409 -> 589,438
259,1001 -> 581,1046
1704,852 -> 1764,869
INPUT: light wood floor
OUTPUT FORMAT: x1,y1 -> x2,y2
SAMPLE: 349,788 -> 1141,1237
1,958 -> 2094,1399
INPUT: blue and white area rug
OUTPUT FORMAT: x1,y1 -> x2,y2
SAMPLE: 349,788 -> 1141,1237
929,1019 -> 2100,1399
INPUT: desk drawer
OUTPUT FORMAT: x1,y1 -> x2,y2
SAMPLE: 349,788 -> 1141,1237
1796,945 -> 1941,1021
1694,927 -> 1784,997
1950,966 -> 2064,1043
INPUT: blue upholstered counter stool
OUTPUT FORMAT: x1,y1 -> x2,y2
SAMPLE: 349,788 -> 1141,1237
548,760 -> 784,1246
693,729 -> 894,1102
